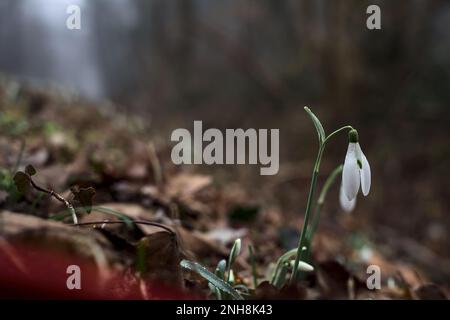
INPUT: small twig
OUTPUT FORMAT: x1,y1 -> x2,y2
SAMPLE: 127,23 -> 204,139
73,220 -> 175,235
28,177 -> 78,224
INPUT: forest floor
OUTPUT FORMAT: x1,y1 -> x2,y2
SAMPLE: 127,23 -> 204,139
0,80 -> 448,299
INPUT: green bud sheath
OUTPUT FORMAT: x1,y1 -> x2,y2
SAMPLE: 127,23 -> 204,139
348,129 -> 359,143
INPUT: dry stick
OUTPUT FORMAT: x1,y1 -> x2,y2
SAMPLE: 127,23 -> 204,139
73,220 -> 175,235
28,178 -> 78,224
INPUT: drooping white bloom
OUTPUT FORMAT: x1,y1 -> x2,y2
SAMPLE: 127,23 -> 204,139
342,129 -> 371,201
339,182 -> 356,212
289,260 -> 314,272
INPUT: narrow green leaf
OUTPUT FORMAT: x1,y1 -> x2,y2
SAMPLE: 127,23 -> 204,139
229,238 -> 241,267
180,260 -> 244,300
215,259 -> 227,279
208,283 -> 222,300
304,106 -> 325,144
233,284 -> 250,293
273,263 -> 289,289
92,206 -> 134,228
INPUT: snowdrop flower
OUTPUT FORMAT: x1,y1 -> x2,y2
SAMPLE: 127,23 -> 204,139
342,129 -> 371,201
339,182 -> 356,212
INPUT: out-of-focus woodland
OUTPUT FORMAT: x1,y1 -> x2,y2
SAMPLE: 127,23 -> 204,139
0,0 -> 449,299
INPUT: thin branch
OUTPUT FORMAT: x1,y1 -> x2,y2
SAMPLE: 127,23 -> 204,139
73,220 -> 175,235
28,177 -> 78,224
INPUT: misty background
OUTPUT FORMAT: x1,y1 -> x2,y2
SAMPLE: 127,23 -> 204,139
2,1 -> 450,111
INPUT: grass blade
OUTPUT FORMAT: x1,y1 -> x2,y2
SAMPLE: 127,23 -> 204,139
304,106 -> 325,144
180,259 -> 244,300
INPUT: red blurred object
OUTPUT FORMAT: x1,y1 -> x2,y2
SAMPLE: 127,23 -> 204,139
0,242 -> 195,300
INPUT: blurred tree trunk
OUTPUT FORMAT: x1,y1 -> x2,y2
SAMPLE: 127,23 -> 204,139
174,0 -> 196,108
0,1 -> 28,75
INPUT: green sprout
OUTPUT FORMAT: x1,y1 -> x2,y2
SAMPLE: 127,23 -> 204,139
181,238 -> 248,300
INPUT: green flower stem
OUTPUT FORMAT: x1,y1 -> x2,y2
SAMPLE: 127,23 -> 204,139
291,144 -> 324,282
226,258 -> 232,284
291,125 -> 352,283
305,165 -> 343,247
271,248 -> 297,285
324,126 -> 353,144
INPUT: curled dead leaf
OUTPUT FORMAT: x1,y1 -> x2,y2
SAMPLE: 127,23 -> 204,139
71,185 -> 96,213
137,231 -> 183,287
25,164 -> 36,176
13,171 -> 31,194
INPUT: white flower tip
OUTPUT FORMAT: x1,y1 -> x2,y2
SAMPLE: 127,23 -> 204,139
297,261 -> 314,272
340,183 -> 356,212
290,260 -> 314,272
345,191 -> 356,202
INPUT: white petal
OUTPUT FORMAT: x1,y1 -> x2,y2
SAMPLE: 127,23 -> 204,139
342,143 -> 360,200
357,143 -> 371,196
289,260 -> 314,272
340,183 -> 356,212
